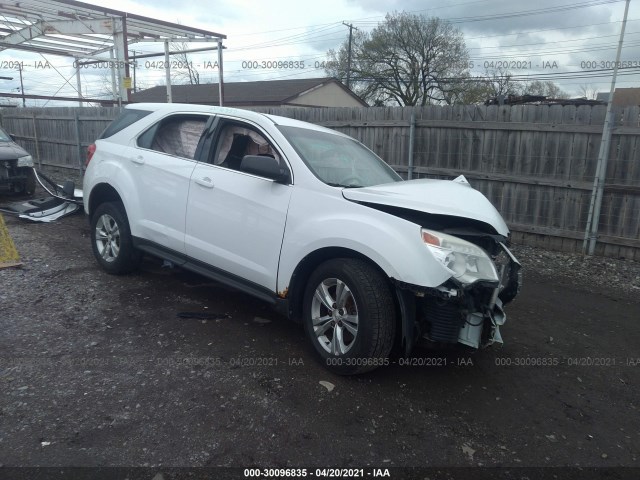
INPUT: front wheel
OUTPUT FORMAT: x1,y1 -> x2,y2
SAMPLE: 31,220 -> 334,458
302,258 -> 396,375
90,201 -> 141,274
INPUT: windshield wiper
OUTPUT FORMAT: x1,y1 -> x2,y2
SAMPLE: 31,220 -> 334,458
326,182 -> 362,188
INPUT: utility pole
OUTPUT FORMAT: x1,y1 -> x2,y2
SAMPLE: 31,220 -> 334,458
583,0 -> 630,255
342,22 -> 358,89
18,65 -> 25,107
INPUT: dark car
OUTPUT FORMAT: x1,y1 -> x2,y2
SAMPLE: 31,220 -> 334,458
0,126 -> 36,195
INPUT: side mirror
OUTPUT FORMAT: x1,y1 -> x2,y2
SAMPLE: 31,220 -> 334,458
240,155 -> 290,183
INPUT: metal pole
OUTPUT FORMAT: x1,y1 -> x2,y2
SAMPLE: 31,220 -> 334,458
31,113 -> 41,169
129,46 -> 220,61
217,38 -> 224,106
115,52 -> 123,108
18,65 -> 25,107
583,0 -> 630,255
132,50 -> 136,93
110,49 -> 117,103
75,59 -> 84,107
121,16 -> 131,103
408,110 -> 415,180
165,39 -> 172,103
74,111 -> 83,175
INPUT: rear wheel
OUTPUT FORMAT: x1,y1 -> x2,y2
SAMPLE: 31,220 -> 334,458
302,258 -> 396,375
90,201 -> 141,274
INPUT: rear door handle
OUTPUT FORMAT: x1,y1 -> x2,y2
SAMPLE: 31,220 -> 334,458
195,176 -> 214,188
130,155 -> 145,165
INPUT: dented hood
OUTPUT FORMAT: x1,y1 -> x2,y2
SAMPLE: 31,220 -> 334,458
342,177 -> 509,236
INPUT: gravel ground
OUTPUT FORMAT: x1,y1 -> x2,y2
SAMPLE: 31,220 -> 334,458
509,244 -> 640,296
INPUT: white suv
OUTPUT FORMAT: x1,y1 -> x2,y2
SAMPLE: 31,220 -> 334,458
83,104 -> 521,374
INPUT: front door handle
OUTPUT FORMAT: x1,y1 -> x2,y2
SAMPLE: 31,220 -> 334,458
195,177 -> 214,188
130,155 -> 145,165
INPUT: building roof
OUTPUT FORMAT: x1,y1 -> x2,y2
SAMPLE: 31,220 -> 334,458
597,88 -> 640,107
130,77 -> 368,107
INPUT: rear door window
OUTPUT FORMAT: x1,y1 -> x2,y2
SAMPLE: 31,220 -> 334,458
137,114 -> 210,160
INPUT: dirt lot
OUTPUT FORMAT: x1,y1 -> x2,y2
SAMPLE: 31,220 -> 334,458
1,190 -> 639,479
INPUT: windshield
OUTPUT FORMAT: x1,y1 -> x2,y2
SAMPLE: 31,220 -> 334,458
0,127 -> 12,142
278,125 -> 402,187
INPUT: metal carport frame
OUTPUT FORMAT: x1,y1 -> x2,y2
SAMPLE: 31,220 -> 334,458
0,0 -> 226,105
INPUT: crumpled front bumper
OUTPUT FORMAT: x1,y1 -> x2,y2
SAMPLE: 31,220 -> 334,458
394,242 -> 522,354
457,242 -> 522,348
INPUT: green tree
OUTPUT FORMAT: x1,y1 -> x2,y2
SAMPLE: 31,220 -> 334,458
326,12 -> 470,106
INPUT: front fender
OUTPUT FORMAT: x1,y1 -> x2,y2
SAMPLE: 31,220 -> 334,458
277,188 -> 452,293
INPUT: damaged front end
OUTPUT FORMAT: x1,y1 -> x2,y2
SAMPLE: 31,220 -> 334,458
341,177 -> 522,355
0,168 -> 83,222
395,229 -> 521,354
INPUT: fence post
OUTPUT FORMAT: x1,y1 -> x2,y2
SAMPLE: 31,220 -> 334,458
74,110 -> 83,174
407,110 -> 415,180
31,112 -> 41,169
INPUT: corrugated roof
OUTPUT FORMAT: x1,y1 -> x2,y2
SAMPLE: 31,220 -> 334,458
0,0 -> 225,59
130,78 -> 367,106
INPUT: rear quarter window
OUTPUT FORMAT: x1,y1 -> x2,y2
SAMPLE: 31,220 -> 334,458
99,109 -> 152,139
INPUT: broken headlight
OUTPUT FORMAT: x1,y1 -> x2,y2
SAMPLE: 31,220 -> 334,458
17,155 -> 34,167
421,228 -> 499,286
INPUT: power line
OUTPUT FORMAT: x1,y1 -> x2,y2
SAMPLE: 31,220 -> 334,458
351,0 -> 623,26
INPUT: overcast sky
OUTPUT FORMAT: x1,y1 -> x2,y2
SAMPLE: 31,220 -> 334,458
2,0 -> 640,105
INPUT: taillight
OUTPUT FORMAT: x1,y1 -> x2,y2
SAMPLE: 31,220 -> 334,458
86,143 -> 96,166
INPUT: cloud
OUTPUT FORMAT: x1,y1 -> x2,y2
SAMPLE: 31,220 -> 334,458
3,0 -> 639,100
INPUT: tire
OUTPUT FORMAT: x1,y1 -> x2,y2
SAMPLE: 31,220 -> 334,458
90,201 -> 141,274
302,258 -> 396,375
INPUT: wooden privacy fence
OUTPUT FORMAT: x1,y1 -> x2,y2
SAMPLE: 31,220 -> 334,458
252,105 -> 640,260
0,107 -> 119,172
1,105 -> 639,260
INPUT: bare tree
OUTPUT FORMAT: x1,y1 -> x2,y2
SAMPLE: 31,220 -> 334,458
98,68 -> 118,100
98,68 -> 150,99
483,68 -> 524,97
579,84 -> 599,100
523,80 -> 568,98
442,75 -> 492,105
171,42 -> 201,85
326,12 -> 470,106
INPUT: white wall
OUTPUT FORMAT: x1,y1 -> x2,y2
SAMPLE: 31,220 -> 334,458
287,82 -> 365,107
